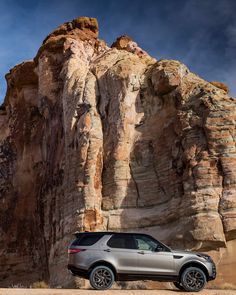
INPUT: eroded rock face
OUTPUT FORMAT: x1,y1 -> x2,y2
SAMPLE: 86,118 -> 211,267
0,16 -> 236,287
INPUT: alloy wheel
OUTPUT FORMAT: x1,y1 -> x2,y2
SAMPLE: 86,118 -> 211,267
181,267 -> 206,292
90,266 -> 114,290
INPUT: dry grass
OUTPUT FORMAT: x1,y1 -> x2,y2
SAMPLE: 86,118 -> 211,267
8,284 -> 25,288
31,281 -> 49,289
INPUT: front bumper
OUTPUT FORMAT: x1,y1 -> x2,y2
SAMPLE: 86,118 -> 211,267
208,262 -> 216,280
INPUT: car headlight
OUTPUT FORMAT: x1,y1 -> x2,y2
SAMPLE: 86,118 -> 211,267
197,253 -> 212,261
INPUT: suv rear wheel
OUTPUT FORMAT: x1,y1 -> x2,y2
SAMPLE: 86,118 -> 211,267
89,265 -> 115,290
181,266 -> 207,292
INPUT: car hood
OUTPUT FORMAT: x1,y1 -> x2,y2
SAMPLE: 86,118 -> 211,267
171,249 -> 199,256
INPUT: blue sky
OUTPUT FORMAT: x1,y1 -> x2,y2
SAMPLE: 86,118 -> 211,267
0,0 -> 235,102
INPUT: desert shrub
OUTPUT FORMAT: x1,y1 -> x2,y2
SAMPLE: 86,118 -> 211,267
31,281 -> 48,288
75,277 -> 87,289
117,281 -> 148,289
9,283 -> 25,288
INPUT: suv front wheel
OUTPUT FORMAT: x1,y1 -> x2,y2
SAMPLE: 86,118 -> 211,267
89,265 -> 115,290
181,266 -> 207,292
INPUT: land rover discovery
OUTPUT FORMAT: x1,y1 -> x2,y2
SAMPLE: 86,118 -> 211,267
67,232 -> 216,291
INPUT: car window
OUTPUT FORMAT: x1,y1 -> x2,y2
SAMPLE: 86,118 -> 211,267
72,234 -> 103,246
107,234 -> 136,249
133,235 -> 160,251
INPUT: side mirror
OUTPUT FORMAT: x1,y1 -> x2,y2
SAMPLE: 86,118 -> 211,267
155,245 -> 164,252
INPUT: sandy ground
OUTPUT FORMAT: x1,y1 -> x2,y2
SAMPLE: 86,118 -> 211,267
0,289 -> 236,295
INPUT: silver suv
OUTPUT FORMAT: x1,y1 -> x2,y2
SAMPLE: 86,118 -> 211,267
67,232 -> 216,291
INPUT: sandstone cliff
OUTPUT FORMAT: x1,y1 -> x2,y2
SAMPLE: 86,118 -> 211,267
0,17 -> 236,287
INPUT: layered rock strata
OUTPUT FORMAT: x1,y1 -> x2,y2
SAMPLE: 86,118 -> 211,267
0,17 -> 236,287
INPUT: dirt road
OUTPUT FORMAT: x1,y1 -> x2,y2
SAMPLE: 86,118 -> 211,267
0,289 -> 236,295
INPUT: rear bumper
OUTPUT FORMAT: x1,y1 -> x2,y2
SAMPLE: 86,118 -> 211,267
67,264 -> 89,279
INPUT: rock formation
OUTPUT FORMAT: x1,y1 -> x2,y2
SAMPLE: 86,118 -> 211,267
0,16 -> 235,288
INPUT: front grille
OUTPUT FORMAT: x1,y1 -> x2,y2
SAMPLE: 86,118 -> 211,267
212,263 -> 216,278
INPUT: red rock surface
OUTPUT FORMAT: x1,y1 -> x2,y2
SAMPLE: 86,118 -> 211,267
0,17 -> 235,287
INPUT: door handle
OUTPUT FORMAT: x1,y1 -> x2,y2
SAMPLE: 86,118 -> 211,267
138,251 -> 145,255
104,249 -> 111,252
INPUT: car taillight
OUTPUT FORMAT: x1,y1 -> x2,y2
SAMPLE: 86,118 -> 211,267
68,248 -> 86,254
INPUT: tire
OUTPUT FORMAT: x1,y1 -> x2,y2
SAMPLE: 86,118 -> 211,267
173,281 -> 185,290
89,265 -> 115,290
180,266 -> 207,292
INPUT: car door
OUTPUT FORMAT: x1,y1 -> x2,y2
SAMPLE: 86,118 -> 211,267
133,234 -> 175,275
105,234 -> 139,274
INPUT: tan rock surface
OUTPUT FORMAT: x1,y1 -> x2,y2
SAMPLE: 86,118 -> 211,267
0,16 -> 236,288
210,81 -> 230,94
